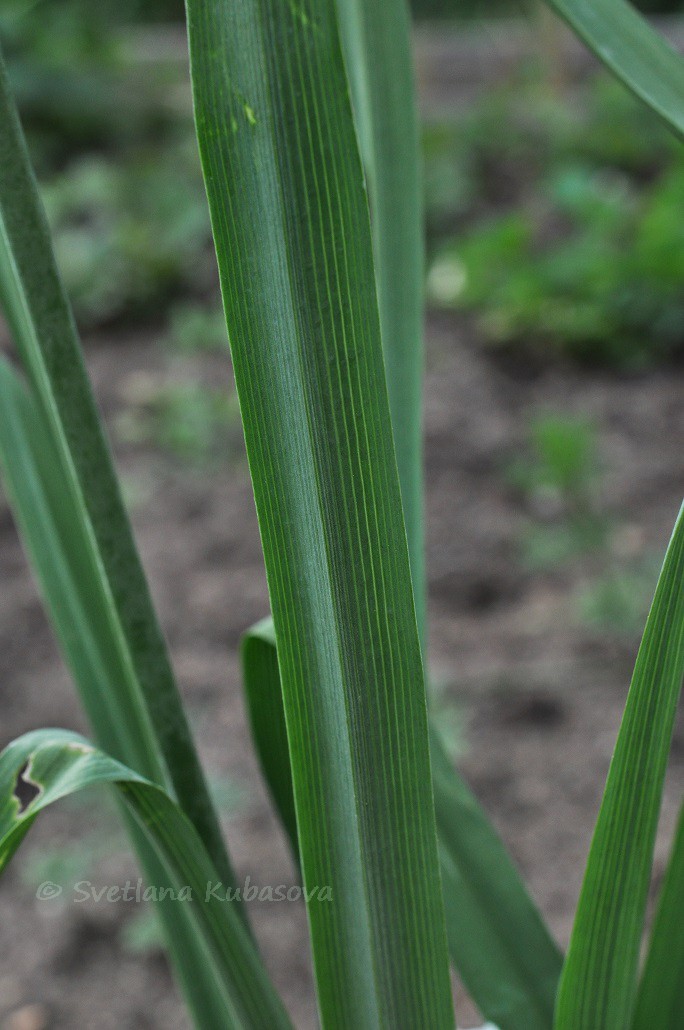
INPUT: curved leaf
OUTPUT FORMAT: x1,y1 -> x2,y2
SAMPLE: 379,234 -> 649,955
0,730 -> 292,1030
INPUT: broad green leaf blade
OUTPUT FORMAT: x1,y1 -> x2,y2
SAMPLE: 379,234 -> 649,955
187,0 -> 453,1025
0,358 -> 256,1027
555,502 -> 684,1030
0,44 -> 231,886
544,0 -> 684,139
336,0 -> 426,638
0,730 -> 292,1030
632,802 -> 684,1030
242,618 -> 562,1030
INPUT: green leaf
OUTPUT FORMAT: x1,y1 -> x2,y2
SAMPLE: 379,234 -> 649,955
336,0 -> 426,638
186,0 -> 453,1024
242,618 -> 563,1030
632,801 -> 684,1030
241,619 -> 299,868
431,732 -> 562,1030
0,729 -> 292,1030
555,503 -> 684,1029
0,44 -> 232,887
544,0 -> 684,139
0,358 -> 260,1027
0,357 -> 136,755
335,10 -> 564,1027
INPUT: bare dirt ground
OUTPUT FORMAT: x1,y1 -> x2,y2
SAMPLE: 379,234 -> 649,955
0,315 -> 682,1029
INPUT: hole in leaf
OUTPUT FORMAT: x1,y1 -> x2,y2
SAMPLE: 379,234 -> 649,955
14,762 -> 41,813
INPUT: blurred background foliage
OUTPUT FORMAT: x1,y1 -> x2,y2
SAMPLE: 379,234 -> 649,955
425,77 -> 684,368
1,0 -> 682,367
0,0 -> 680,626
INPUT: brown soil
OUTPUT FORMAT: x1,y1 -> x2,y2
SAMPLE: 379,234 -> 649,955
0,317 -> 682,1029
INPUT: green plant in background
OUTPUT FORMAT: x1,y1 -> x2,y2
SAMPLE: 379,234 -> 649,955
429,160 -> 684,366
509,412 -> 661,637
168,302 -> 228,352
116,376 -> 238,466
0,4 -> 683,1030
578,555 -> 661,639
2,0 -> 216,331
0,0 -> 186,169
425,55 -> 684,368
508,413 -> 608,570
411,0 -> 683,14
41,147 -> 213,325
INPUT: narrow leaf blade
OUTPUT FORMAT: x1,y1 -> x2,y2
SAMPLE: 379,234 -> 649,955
544,0 -> 684,139
0,358 -> 262,1027
0,42 -> 230,883
337,12 -> 564,1027
555,503 -> 684,1029
632,802 -> 684,1030
336,0 -> 426,636
0,358 -> 147,758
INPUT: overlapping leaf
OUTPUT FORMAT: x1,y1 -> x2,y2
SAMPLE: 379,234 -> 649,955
306,3 -> 563,1026
242,618 -> 563,1030
431,732 -> 562,1030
